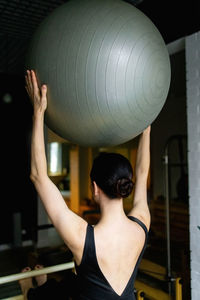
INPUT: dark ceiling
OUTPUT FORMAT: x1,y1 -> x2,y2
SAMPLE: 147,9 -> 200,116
0,0 -> 200,75
136,0 -> 200,44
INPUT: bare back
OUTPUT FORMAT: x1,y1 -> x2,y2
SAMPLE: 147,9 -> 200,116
75,216 -> 147,297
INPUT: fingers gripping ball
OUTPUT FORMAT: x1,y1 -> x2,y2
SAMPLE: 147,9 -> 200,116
26,0 -> 171,147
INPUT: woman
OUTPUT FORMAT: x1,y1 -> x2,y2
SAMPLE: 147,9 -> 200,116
21,69 -> 151,300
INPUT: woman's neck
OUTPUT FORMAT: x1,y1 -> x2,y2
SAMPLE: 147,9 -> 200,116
98,196 -> 126,224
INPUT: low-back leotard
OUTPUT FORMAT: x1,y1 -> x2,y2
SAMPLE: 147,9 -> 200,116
75,216 -> 148,300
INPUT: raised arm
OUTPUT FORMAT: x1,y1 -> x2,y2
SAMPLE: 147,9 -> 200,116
128,126 -> 151,229
25,70 -> 87,259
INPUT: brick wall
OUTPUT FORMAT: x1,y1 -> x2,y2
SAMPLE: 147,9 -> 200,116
186,31 -> 200,300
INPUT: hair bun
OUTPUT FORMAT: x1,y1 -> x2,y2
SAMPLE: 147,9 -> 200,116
116,178 -> 134,198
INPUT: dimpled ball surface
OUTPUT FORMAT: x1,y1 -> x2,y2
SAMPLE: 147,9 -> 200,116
26,0 -> 171,147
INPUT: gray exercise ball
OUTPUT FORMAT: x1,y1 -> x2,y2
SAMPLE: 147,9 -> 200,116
26,0 -> 171,147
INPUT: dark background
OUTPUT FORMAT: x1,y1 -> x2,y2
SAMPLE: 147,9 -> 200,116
0,0 -> 200,244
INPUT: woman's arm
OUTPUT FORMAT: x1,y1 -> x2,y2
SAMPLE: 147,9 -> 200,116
26,70 -> 87,256
26,71 -> 48,181
128,126 -> 151,229
135,126 -> 150,182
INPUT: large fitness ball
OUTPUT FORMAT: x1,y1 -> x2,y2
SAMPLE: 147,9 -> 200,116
26,0 -> 171,147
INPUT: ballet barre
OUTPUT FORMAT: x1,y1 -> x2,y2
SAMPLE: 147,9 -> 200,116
0,261 -> 75,285
0,264 -> 181,300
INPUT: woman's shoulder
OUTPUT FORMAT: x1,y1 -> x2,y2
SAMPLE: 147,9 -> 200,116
127,215 -> 149,235
127,207 -> 151,231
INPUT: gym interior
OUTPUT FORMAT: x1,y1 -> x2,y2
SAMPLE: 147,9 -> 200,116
0,1 -> 200,300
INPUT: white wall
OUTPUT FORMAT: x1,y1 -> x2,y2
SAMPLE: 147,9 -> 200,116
186,31 -> 200,300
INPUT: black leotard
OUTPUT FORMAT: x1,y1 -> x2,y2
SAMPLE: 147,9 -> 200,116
75,216 -> 148,300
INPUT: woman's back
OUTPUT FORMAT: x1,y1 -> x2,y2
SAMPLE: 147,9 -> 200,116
75,215 -> 148,299
94,216 -> 146,295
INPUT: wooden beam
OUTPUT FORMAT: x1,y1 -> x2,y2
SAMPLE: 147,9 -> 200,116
87,147 -> 93,200
69,145 -> 80,213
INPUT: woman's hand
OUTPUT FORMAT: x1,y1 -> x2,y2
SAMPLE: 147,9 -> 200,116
25,70 -> 47,114
143,125 -> 151,135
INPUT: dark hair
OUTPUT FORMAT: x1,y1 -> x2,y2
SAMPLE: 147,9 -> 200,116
90,152 -> 134,199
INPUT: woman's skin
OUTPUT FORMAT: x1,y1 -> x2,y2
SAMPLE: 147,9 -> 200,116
21,69 -> 151,297
19,265 -> 47,300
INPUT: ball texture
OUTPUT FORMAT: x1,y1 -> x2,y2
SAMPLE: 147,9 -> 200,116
26,0 -> 171,147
